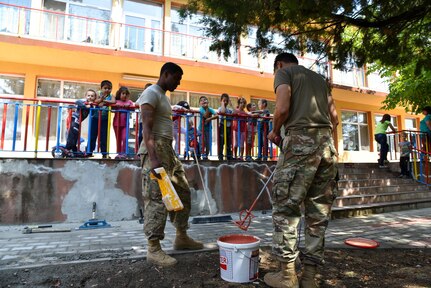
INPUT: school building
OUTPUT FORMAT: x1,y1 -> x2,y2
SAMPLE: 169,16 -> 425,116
0,0 -> 421,162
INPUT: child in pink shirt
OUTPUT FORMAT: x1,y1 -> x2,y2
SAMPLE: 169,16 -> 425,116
233,97 -> 248,160
113,86 -> 135,157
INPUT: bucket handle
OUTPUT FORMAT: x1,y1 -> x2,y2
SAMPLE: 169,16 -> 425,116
235,247 -> 260,264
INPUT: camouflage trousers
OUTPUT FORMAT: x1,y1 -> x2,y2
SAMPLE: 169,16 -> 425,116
271,127 -> 338,265
141,138 -> 191,241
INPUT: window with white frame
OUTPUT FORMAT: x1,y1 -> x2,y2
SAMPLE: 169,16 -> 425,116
42,0 -> 111,45
36,78 -> 99,141
171,10 -> 209,60
0,0 -> 31,35
404,118 -> 417,130
342,111 -> 370,151
170,10 -> 238,64
299,51 -> 329,79
332,56 -> 365,87
0,74 -> 25,95
0,74 -> 25,141
42,0 -> 66,41
367,71 -> 389,93
241,27 -> 259,69
123,0 -> 162,54
37,79 -> 99,99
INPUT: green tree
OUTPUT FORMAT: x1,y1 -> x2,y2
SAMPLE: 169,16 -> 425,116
374,62 -> 431,113
181,0 -> 431,110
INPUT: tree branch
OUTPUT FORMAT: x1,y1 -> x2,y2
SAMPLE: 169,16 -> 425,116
331,5 -> 430,28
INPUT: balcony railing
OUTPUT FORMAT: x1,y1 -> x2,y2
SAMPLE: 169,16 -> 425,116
0,2 -> 389,91
0,97 -> 278,161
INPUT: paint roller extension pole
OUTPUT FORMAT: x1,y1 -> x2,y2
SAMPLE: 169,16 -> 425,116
246,168 -> 275,214
193,148 -> 214,215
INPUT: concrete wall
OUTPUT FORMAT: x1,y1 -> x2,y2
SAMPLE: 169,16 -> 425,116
0,159 -> 275,224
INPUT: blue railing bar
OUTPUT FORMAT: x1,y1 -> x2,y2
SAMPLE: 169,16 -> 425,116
12,103 -> 18,151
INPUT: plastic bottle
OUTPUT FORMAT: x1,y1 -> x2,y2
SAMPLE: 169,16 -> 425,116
150,167 -> 184,211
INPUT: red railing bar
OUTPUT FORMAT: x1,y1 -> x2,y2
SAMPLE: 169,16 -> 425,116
97,110 -> 101,153
23,105 -> 30,151
1,103 -> 7,150
134,111 -> 139,153
45,106 -> 52,151
77,110 -> 82,150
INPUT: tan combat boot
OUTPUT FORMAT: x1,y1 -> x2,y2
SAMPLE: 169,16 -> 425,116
147,239 -> 177,267
173,229 -> 204,250
264,262 -> 299,288
300,264 -> 318,288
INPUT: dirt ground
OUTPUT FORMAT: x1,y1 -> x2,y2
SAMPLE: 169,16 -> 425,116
1,247 -> 430,288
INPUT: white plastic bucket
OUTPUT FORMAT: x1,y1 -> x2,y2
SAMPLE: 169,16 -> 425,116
217,234 -> 260,283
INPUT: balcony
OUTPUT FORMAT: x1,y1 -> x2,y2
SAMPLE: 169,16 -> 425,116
0,2 -> 389,92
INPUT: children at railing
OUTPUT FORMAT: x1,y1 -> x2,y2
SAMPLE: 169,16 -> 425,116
245,102 -> 259,161
64,89 -> 97,156
398,133 -> 412,178
198,96 -> 217,160
172,100 -> 191,156
88,80 -> 116,158
185,117 -> 201,160
232,97 -> 248,160
256,99 -> 271,161
113,86 -> 135,159
217,93 -> 233,161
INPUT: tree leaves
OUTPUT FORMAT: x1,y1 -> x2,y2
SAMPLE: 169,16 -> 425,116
180,0 -> 431,111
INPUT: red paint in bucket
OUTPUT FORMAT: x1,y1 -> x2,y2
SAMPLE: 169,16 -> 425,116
218,234 -> 259,244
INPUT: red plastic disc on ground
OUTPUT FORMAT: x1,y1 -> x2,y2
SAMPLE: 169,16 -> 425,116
344,237 -> 380,249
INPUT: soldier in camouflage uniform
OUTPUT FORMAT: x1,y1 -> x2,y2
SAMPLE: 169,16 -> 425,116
266,53 -> 339,288
137,62 -> 203,268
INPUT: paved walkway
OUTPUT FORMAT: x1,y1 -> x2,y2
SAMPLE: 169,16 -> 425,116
0,208 -> 430,270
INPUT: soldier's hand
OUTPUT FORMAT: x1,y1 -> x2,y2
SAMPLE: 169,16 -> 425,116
150,159 -> 163,179
268,131 -> 281,147
150,168 -> 162,179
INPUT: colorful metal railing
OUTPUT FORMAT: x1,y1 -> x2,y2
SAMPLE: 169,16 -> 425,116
387,130 -> 431,185
0,97 -> 276,161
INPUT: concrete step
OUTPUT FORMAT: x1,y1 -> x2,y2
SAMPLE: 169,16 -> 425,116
337,177 -> 415,188
334,190 -> 431,206
331,198 -> 431,219
333,162 -> 431,218
338,183 -> 431,197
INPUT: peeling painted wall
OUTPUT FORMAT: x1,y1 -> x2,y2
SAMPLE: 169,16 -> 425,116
0,159 -> 275,224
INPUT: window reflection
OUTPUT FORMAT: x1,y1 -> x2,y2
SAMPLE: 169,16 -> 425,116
342,111 -> 369,151
123,1 -> 162,54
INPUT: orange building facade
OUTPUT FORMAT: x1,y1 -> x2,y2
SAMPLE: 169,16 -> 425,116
0,0 -> 421,162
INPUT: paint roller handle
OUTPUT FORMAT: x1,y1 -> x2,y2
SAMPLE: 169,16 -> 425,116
23,225 -> 52,229
91,202 -> 97,219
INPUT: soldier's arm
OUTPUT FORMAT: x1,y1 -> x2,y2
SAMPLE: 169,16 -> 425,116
270,83 -> 291,137
141,104 -> 162,172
